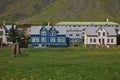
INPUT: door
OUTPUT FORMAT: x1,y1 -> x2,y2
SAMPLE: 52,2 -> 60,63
102,39 -> 104,44
99,39 -> 101,44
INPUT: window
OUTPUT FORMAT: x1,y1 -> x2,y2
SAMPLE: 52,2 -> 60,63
94,39 -> 96,43
50,32 -> 55,36
41,38 -> 46,42
41,31 -> 46,36
98,32 -> 100,36
0,31 -> 3,36
69,34 -> 73,36
90,39 -> 92,43
76,34 -> 79,36
103,32 -> 105,36
32,38 -> 39,42
58,37 -> 65,42
50,38 -> 55,42
111,38 -> 114,43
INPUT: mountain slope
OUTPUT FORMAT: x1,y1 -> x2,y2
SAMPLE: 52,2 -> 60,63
0,0 -> 120,24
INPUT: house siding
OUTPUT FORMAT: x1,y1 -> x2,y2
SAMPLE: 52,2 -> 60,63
30,26 -> 67,48
84,27 -> 117,47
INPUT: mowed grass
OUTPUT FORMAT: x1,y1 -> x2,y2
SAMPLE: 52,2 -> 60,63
0,48 -> 120,80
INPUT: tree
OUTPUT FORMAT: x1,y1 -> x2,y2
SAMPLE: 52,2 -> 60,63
8,25 -> 21,58
117,34 -> 120,45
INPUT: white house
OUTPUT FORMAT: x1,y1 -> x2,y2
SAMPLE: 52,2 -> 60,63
84,26 -> 117,47
0,25 -> 12,47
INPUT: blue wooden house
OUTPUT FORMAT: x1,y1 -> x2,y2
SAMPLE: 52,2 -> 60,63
30,26 -> 67,48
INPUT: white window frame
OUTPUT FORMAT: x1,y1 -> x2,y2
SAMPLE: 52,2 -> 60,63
50,32 -> 55,36
107,38 -> 110,43
50,38 -> 56,42
41,37 -> 46,42
111,38 -> 114,43
58,37 -> 65,42
103,32 -> 105,36
94,39 -> 96,43
41,31 -> 46,36
0,31 -> 3,36
32,37 -> 39,42
90,38 -> 92,43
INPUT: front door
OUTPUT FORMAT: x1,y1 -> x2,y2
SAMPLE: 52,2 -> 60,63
102,39 -> 104,44
99,39 -> 101,44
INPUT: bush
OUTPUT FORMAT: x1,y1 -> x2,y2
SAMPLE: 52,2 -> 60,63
47,45 -> 69,48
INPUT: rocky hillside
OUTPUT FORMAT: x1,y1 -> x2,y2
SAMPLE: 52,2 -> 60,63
0,0 -> 120,24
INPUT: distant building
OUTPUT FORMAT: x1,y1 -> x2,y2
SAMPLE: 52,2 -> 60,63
30,24 -> 83,48
56,21 -> 120,36
55,26 -> 83,42
84,26 -> 117,47
30,26 -> 68,48
30,21 -> 119,48
0,25 -> 12,46
56,21 -> 119,27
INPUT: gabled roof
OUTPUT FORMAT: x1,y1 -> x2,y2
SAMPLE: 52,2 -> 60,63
86,27 -> 99,35
30,25 -> 82,35
30,25 -> 53,35
0,25 -> 12,32
55,26 -> 82,35
55,26 -> 67,35
56,22 -> 119,26
30,26 -> 42,35
45,26 -> 52,30
5,25 -> 12,31
86,27 -> 117,36
105,27 -> 117,35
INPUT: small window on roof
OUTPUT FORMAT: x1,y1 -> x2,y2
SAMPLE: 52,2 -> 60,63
50,32 -> 55,36
41,31 -> 46,36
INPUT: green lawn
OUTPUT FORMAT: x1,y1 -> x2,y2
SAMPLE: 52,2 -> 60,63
0,48 -> 120,80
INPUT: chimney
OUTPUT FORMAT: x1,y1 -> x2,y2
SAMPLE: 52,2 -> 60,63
106,18 -> 109,22
3,21 -> 5,26
13,25 -> 16,29
48,22 -> 50,26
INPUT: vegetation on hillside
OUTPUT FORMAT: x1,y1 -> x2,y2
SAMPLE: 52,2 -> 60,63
0,0 -> 120,24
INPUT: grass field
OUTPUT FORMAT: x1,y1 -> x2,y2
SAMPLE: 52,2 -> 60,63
0,48 -> 120,80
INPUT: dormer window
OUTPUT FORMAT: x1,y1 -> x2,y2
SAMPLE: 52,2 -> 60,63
50,32 -> 55,36
41,31 -> 46,36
